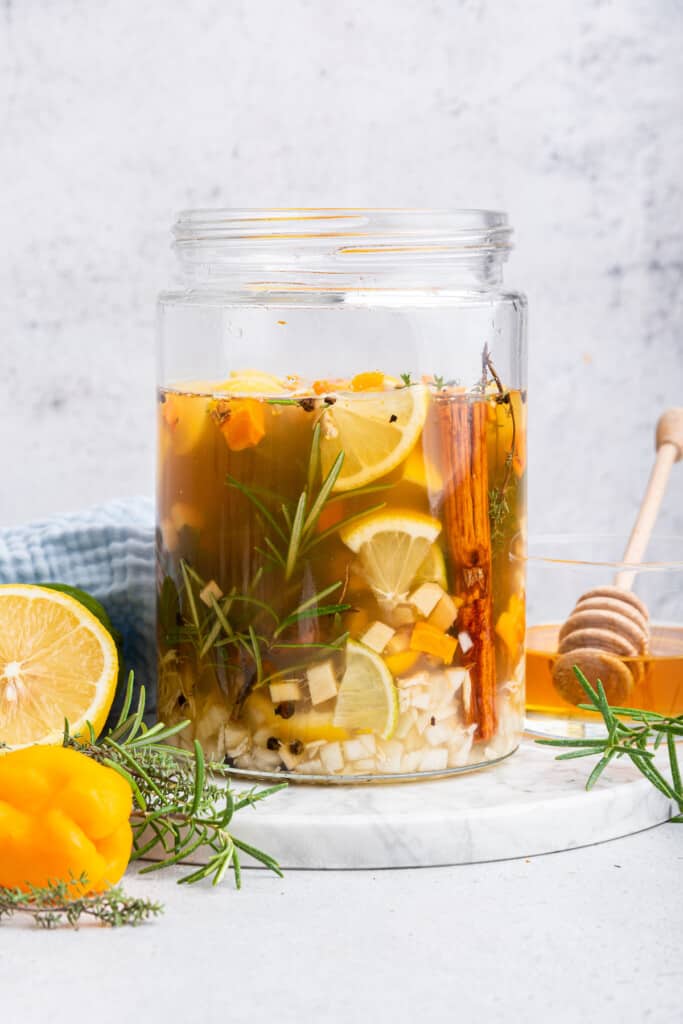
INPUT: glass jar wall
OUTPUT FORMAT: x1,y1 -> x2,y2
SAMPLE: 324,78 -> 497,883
156,209 -> 527,781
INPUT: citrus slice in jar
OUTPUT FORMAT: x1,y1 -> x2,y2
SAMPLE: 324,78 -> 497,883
414,543 -> 448,590
340,509 -> 442,606
0,585 -> 119,749
332,640 -> 398,739
319,385 -> 430,491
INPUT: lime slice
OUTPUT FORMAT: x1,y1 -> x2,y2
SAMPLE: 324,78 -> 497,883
341,509 -> 442,605
333,640 -> 398,739
319,386 -> 429,491
414,544 -> 448,589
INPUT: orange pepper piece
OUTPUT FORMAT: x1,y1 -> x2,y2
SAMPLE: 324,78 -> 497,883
351,371 -> 384,391
0,746 -> 133,893
409,622 -> 458,664
220,399 -> 266,451
495,594 -> 525,657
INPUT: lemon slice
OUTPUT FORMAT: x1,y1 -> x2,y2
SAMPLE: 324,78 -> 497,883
319,385 -> 429,491
341,509 -> 442,605
333,640 -> 398,739
219,370 -> 287,395
0,585 -> 119,749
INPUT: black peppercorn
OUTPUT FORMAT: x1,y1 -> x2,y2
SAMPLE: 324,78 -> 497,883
223,755 -> 235,767
324,395 -> 336,405
389,413 -> 397,423
430,716 -> 436,726
289,739 -> 304,755
274,701 -> 295,719
266,736 -> 281,751
299,397 -> 316,412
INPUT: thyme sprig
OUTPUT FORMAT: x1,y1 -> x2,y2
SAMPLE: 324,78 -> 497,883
66,674 -> 287,886
0,875 -> 163,930
537,666 -> 683,821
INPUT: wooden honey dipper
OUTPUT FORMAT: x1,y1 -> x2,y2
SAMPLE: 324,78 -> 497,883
552,409 -> 683,706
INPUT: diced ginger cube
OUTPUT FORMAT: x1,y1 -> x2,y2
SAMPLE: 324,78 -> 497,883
397,670 -> 430,689
425,720 -> 454,746
409,622 -> 458,664
199,579 -> 224,607
319,742 -> 344,773
354,758 -> 376,772
358,733 -> 377,756
401,751 -> 422,773
429,594 -> 461,632
269,680 -> 303,704
360,621 -> 395,654
389,604 -> 417,627
385,627 -> 412,655
394,710 -> 416,740
409,582 -> 446,617
444,667 -> 469,697
306,660 -> 338,705
458,630 -> 474,653
418,747 -> 449,772
342,739 -> 368,762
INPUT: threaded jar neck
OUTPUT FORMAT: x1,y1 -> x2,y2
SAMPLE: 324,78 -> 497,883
171,208 -> 513,291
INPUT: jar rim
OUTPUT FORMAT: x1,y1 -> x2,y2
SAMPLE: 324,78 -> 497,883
171,209 -> 514,287
510,533 -> 683,571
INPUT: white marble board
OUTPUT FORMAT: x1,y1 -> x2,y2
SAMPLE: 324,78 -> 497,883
144,740 -> 675,870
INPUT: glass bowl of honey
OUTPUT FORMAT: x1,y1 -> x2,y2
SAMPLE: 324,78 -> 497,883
518,535 -> 683,738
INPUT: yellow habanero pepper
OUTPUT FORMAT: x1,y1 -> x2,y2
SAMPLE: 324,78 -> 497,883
0,746 -> 133,892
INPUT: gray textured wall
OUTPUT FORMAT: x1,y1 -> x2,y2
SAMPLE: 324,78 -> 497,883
2,0 -> 682,542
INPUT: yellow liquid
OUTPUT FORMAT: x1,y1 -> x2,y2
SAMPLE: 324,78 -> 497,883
526,623 -> 683,718
157,378 -> 526,777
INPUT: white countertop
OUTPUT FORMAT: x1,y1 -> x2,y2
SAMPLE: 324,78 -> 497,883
1,824 -> 680,1024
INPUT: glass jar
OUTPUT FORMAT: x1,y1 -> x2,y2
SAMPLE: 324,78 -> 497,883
156,209 -> 527,781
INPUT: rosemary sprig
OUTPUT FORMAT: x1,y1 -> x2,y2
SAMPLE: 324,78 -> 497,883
66,674 -> 287,886
537,666 -> 683,821
0,874 -> 163,930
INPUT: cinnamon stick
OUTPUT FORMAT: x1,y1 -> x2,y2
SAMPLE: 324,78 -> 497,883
437,397 -> 497,741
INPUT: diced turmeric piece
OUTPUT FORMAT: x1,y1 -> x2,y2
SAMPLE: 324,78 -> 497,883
219,399 -> 265,451
313,379 -> 332,395
351,371 -> 384,391
495,595 -> 525,657
409,622 -> 458,664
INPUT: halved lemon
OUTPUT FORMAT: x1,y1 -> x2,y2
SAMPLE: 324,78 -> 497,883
340,509 -> 442,605
0,585 -> 119,749
319,385 -> 429,491
333,640 -> 398,739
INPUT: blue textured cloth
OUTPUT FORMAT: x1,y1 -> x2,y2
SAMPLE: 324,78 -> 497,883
0,498 -> 156,725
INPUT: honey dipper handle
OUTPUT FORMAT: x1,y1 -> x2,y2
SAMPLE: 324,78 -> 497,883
615,408 -> 683,590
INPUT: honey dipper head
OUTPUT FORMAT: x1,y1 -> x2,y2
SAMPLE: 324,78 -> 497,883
552,585 -> 649,705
